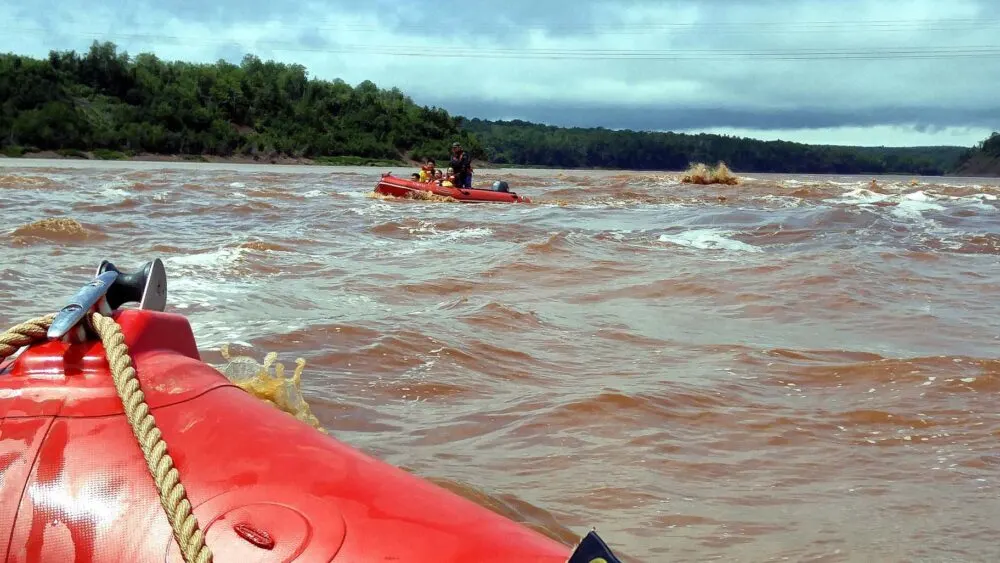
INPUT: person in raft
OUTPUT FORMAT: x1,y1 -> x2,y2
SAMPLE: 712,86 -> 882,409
449,142 -> 473,188
418,158 -> 436,182
439,168 -> 454,188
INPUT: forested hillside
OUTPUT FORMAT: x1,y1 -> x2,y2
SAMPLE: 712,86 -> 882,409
0,41 -> 481,164
951,132 -> 1000,176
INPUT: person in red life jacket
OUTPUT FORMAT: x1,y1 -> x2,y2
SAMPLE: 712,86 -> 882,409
449,142 -> 473,188
419,158 -> 436,182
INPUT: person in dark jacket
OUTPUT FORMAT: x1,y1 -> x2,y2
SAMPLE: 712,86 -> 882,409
449,142 -> 473,188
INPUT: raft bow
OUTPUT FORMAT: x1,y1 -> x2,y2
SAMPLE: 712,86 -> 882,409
0,258 -> 622,563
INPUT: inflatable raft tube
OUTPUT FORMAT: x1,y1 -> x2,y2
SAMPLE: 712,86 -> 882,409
0,258 -> 621,563
374,173 -> 531,203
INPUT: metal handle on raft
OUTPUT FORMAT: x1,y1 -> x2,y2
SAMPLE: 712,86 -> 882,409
47,258 -> 168,340
47,270 -> 119,339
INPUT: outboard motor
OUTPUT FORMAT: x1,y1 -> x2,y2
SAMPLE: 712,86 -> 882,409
492,180 -> 510,192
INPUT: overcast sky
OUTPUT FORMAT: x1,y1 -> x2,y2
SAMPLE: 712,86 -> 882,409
1,0 -> 998,147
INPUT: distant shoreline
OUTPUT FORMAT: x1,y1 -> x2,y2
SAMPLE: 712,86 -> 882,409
0,150 -> 711,176
0,152 -> 678,176
0,150 -> 597,171
6,154 -> 1000,183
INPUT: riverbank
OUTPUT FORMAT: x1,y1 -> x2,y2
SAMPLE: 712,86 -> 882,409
0,149 -> 557,172
0,155 -> 665,177
0,149 -> 402,166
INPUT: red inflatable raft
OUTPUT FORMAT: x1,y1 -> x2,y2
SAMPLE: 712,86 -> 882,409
0,259 -> 621,563
374,173 -> 532,203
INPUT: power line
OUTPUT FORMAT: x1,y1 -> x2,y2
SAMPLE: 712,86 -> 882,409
5,27 -> 1000,61
4,17 -> 1000,36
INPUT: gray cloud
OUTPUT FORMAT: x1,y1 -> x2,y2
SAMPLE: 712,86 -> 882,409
296,28 -> 332,51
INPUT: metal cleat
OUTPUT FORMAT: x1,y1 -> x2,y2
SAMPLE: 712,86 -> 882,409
47,258 -> 168,341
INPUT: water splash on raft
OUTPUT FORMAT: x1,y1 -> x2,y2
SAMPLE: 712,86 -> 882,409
214,344 -> 327,433
366,190 -> 459,203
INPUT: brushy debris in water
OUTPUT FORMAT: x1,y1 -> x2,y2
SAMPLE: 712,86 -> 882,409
215,344 -> 327,433
680,162 -> 740,185
8,217 -> 107,245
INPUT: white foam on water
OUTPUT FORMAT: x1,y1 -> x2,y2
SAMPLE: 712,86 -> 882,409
759,195 -> 805,208
95,178 -> 136,202
336,190 -> 368,198
942,193 -> 999,214
397,219 -> 483,239
934,181 -> 982,189
605,229 -> 635,241
370,221 -> 494,257
826,188 -> 891,205
348,201 -> 395,216
409,223 -> 493,243
956,193 -> 998,201
823,188 -> 987,232
166,246 -> 245,271
99,187 -> 132,201
657,228 -> 762,253
443,227 -> 493,241
566,201 -> 692,211
953,193 -> 999,212
903,190 -> 937,202
168,277 -> 252,310
163,247 -> 258,309
890,193 -> 947,222
303,190 -> 324,198
189,318 -> 284,349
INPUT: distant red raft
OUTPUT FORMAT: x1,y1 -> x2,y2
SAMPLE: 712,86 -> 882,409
375,173 -> 532,203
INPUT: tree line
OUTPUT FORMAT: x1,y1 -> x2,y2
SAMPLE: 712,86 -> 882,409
466,119 -> 984,176
0,41 -> 993,176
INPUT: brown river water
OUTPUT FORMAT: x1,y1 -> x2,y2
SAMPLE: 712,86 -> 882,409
2,158 -> 999,562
